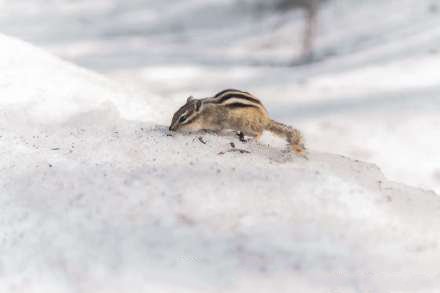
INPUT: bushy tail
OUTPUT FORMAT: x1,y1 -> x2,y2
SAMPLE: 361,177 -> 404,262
266,120 -> 306,156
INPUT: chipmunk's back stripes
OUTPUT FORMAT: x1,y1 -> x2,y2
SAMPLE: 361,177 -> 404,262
214,88 -> 251,97
207,89 -> 267,113
224,102 -> 258,109
214,89 -> 261,103
218,93 -> 262,105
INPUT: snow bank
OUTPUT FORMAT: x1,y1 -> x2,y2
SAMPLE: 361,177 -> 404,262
2,0 -> 439,193
1,34 -> 440,293
0,34 -> 162,125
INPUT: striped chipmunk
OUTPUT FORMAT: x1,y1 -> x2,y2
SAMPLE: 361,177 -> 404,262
169,89 -> 306,156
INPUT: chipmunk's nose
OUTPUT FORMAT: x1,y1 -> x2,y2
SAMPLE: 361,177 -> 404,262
169,124 -> 176,131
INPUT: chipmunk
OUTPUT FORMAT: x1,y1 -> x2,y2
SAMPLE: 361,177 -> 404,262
169,89 -> 306,156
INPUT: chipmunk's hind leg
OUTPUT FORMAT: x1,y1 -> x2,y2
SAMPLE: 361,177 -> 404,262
236,131 -> 247,143
235,127 -> 263,143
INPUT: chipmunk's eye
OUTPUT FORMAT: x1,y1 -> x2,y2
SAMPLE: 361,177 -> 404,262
179,115 -> 187,123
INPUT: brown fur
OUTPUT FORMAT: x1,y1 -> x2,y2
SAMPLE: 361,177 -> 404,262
265,120 -> 305,156
169,90 -> 306,156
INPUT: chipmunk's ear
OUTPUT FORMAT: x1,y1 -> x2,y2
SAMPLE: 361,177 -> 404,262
187,96 -> 194,103
195,100 -> 202,111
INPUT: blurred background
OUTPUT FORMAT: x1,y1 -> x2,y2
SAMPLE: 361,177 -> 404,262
1,0 -> 439,193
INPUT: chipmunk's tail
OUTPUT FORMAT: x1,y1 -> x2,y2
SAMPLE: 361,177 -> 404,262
266,120 -> 306,156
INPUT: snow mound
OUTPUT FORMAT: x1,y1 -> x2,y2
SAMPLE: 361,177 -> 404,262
1,34 -> 440,293
0,34 -> 161,124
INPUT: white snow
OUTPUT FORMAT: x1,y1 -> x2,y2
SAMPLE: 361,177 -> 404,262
1,33 -> 440,293
0,34 -> 163,124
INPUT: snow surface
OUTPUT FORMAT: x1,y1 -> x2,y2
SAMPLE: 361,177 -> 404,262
1,33 -> 440,292
3,0 -> 437,193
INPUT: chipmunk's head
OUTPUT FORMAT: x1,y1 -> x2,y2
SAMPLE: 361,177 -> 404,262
169,96 -> 204,132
